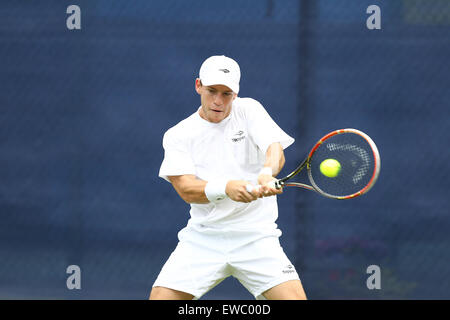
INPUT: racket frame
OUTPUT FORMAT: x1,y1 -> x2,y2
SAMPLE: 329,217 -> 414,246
275,128 -> 381,200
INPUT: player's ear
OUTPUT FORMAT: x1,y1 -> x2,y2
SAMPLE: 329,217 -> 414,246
195,78 -> 202,94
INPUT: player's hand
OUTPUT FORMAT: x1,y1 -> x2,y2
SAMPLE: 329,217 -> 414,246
257,174 -> 283,197
225,180 -> 261,203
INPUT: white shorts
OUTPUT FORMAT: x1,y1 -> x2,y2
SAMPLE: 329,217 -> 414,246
152,225 -> 300,299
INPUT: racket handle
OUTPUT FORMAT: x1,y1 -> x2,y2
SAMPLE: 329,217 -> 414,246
268,180 -> 282,189
247,181 -> 282,192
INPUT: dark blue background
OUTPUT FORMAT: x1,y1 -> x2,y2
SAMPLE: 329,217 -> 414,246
1,0 -> 449,299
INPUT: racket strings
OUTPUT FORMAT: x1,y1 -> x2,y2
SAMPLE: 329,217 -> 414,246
308,132 -> 376,198
326,142 -> 371,184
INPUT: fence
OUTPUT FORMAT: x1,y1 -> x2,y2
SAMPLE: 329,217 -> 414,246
0,0 -> 449,299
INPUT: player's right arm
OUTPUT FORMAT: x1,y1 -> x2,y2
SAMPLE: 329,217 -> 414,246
168,175 -> 261,204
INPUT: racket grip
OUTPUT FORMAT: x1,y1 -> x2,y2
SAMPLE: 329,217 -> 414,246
268,180 -> 282,189
247,181 -> 281,192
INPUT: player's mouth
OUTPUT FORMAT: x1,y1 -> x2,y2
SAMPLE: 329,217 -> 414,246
211,109 -> 223,113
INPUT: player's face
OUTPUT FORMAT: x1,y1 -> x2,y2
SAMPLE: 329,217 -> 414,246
196,79 -> 236,123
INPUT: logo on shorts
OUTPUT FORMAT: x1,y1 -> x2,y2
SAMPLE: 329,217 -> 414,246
282,264 -> 296,274
231,130 -> 246,142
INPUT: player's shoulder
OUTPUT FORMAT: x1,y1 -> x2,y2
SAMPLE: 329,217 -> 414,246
233,97 -> 266,117
163,111 -> 198,141
234,97 -> 263,108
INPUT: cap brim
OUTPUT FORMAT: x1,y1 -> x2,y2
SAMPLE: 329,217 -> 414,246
200,77 -> 239,94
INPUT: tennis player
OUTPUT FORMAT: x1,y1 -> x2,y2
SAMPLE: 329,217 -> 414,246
150,55 -> 307,300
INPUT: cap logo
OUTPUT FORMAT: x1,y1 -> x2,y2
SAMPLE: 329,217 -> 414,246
218,68 -> 230,73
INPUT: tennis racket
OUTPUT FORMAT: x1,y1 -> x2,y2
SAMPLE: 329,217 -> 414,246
264,128 -> 380,200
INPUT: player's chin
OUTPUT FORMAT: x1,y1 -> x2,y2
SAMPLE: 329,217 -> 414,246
210,113 -> 225,122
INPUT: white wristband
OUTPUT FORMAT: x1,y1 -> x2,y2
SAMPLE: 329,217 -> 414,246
205,179 -> 228,203
259,167 -> 273,176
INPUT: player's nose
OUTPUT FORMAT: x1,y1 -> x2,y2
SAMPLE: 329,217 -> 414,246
213,93 -> 224,106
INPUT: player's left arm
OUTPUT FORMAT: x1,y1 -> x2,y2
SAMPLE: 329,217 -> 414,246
258,142 -> 284,196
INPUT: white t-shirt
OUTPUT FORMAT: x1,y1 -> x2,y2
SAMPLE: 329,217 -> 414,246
159,97 -> 294,234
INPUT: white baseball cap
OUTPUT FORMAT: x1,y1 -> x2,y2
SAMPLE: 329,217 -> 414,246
199,55 -> 241,94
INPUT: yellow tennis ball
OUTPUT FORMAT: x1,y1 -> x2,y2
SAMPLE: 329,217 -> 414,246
320,159 -> 341,178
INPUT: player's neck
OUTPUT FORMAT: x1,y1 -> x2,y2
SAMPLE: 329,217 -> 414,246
198,107 -> 231,124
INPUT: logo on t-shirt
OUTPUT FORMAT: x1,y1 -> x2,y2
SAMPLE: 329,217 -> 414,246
219,68 -> 230,73
282,264 -> 296,274
231,130 -> 245,142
